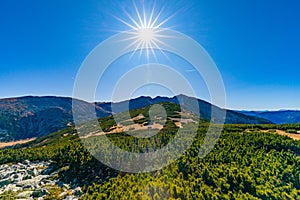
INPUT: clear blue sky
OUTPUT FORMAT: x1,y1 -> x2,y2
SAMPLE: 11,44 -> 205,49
1,0 -> 300,110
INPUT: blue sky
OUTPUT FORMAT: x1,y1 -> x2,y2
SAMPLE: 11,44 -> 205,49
0,0 -> 300,110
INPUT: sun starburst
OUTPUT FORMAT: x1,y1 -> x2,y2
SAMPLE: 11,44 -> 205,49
114,1 -> 176,59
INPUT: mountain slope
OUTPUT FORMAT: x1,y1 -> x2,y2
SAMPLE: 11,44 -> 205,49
98,95 -> 272,124
0,95 -> 272,141
0,105 -> 299,199
0,123 -> 299,199
238,110 -> 300,124
0,96 -> 111,141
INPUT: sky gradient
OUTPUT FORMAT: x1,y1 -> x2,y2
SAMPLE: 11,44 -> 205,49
1,0 -> 300,110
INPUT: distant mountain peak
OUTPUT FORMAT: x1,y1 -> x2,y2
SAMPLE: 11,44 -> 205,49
0,95 -> 275,142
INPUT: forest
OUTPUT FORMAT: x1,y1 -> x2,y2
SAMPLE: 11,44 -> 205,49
0,103 -> 299,199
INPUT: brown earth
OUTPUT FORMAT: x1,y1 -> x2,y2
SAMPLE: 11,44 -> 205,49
275,129 -> 300,140
0,138 -> 36,148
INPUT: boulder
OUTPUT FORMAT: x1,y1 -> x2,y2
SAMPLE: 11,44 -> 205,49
16,190 -> 33,198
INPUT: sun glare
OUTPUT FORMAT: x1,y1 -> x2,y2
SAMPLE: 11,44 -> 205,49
114,1 -> 175,59
138,28 -> 154,44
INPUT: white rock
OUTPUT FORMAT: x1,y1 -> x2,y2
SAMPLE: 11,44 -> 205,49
33,168 -> 38,176
16,190 -> 33,197
64,196 -> 78,200
59,191 -> 67,197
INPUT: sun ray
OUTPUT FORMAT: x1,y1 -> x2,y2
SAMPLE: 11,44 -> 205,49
151,39 -> 172,61
124,10 -> 142,30
150,7 -> 165,28
113,15 -> 138,30
143,5 -> 147,28
130,40 -> 144,60
134,1 -> 145,28
115,1 -> 177,60
154,13 -> 176,29
147,1 -> 156,28
153,37 -> 174,50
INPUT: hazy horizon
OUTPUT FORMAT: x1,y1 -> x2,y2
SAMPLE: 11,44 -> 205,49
1,93 -> 300,112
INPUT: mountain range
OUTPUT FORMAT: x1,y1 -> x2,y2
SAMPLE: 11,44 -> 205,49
238,110 -> 300,124
1,95 -> 297,141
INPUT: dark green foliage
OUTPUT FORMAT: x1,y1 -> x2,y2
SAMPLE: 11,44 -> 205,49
82,124 -> 300,199
286,129 -> 298,134
0,120 -> 299,199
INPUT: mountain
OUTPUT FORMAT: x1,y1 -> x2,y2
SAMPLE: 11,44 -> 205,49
0,95 -> 272,141
238,110 -> 300,124
97,95 -> 272,124
0,103 -> 299,198
0,96 -> 111,141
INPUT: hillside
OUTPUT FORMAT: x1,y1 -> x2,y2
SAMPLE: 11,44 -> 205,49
0,96 -> 111,141
0,95 -> 272,142
0,119 -> 299,199
110,95 -> 272,124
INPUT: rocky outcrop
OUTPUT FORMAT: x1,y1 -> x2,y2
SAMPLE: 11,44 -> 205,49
0,160 -> 82,199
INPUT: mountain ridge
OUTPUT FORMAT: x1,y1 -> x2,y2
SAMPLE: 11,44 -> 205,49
238,110 -> 300,124
0,95 -> 272,141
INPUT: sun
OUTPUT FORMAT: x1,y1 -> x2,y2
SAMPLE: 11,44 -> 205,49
138,28 -> 155,44
127,26 -> 163,59
114,1 -> 175,59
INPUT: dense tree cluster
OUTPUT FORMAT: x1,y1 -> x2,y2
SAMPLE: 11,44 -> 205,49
0,105 -> 299,199
82,127 -> 300,199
